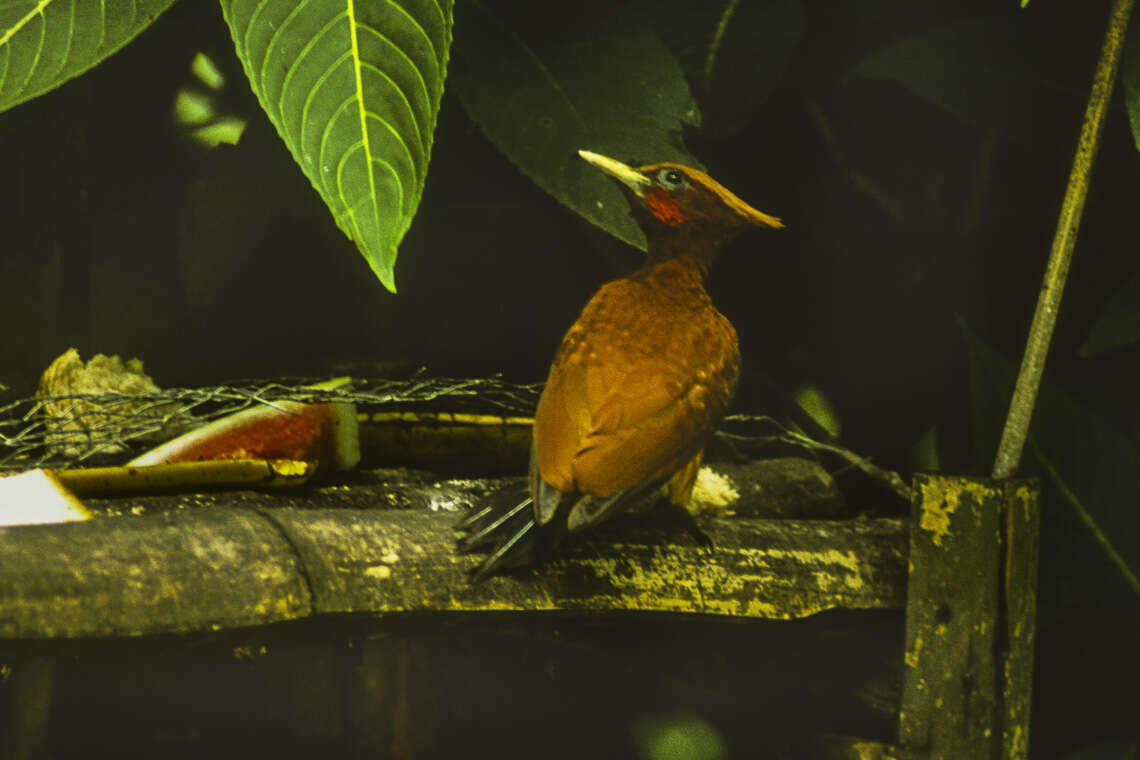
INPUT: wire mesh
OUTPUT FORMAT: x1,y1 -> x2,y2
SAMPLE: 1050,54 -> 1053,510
0,373 -> 543,471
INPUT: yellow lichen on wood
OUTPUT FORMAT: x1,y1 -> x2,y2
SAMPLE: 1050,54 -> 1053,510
916,479 -> 955,546
760,547 -> 860,572
905,634 -> 922,668
916,477 -> 993,547
1013,484 -> 1035,519
586,542 -> 888,619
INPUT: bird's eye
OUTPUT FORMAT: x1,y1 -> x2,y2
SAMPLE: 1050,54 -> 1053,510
657,168 -> 686,189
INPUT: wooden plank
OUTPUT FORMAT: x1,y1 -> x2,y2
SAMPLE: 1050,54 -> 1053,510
811,734 -> 927,760
0,508 -> 311,638
264,507 -> 907,619
899,475 -> 1002,756
1000,480 -> 1040,760
897,474 -> 1039,759
0,467 -> 907,638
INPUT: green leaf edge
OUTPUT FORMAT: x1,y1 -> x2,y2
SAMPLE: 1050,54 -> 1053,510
0,0 -> 178,115
219,0 -> 454,293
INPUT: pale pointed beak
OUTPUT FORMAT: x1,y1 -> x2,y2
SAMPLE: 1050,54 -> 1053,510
578,150 -> 650,196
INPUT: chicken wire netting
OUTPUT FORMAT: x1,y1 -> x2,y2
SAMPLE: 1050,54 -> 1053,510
0,374 -> 543,471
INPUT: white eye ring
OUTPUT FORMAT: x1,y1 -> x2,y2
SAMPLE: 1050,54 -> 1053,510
658,168 -> 685,188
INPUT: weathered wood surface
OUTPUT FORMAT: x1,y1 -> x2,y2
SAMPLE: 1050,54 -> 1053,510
1000,477 -> 1040,760
810,734 -> 927,760
0,464 -> 907,639
897,474 -> 1039,760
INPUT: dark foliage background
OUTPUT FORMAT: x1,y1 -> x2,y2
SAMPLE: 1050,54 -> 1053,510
1,0 -> 1138,757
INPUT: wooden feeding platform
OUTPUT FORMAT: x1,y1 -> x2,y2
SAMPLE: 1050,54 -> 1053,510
0,402 -> 1039,759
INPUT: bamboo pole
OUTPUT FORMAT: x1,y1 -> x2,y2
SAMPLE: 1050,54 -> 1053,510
993,0 -> 1136,479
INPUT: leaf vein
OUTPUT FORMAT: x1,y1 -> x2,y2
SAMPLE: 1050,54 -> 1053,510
378,0 -> 439,78
360,60 -> 423,173
0,0 -> 52,49
259,0 -> 313,122
318,94 -> 357,195
285,12 -> 348,152
241,0 -> 274,71
18,7 -> 47,97
357,23 -> 429,140
364,107 -> 415,203
470,0 -> 587,133
347,0 -> 379,249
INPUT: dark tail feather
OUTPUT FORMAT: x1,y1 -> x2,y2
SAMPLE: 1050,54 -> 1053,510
456,497 -> 543,582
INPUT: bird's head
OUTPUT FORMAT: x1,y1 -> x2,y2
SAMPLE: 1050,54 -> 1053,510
579,149 -> 783,263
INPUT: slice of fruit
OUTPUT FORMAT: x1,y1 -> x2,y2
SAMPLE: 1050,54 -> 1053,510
0,469 -> 92,527
129,378 -> 359,471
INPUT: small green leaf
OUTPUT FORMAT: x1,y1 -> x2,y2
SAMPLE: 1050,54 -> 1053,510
1123,10 -> 1140,154
1079,271 -> 1140,356
449,0 -> 702,250
632,713 -> 729,760
220,0 -> 454,292
0,0 -> 177,114
792,384 -> 841,438
171,50 -> 249,149
911,426 -> 941,472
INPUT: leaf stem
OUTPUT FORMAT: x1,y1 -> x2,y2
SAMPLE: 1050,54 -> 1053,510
704,0 -> 741,92
992,0 -> 1136,479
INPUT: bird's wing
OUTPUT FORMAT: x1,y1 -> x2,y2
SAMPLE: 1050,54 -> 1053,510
570,356 -> 729,495
533,329 -> 738,503
532,274 -> 739,528
531,329 -> 594,496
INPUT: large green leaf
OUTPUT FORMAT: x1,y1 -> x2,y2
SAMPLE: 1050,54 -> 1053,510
630,0 -> 803,134
631,0 -> 803,98
846,14 -> 1075,144
0,0 -> 176,114
448,0 -> 701,250
1079,270 -> 1140,356
220,0 -> 454,292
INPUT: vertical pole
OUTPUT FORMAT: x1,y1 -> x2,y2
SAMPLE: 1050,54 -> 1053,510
992,0 -> 1135,479
898,475 -> 1039,759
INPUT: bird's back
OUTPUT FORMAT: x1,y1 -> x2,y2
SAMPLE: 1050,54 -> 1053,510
533,258 -> 740,502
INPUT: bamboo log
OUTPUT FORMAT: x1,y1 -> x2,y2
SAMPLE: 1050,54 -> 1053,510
0,464 -> 904,639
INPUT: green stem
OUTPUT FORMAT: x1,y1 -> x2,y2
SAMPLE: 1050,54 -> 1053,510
992,0 -> 1136,479
1031,441 -> 1140,596
704,0 -> 741,92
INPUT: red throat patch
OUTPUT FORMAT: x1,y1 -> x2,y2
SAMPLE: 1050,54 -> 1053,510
644,187 -> 685,226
